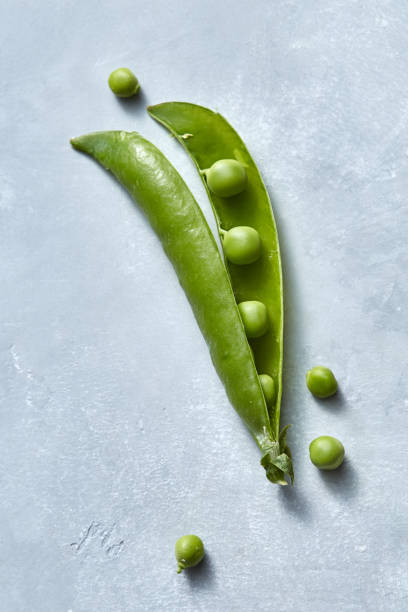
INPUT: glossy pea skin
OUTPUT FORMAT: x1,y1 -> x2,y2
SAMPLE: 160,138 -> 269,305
306,366 -> 337,398
175,535 -> 205,573
238,301 -> 269,338
222,226 -> 261,265
108,68 -> 140,98
206,159 -> 247,197
309,435 -> 345,470
259,374 -> 275,404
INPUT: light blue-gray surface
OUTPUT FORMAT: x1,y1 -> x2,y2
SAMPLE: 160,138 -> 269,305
1,1 -> 407,611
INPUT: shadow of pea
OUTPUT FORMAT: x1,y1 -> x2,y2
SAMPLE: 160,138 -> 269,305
311,386 -> 348,412
318,458 -> 359,499
184,554 -> 215,589
267,189 -> 306,431
115,88 -> 149,117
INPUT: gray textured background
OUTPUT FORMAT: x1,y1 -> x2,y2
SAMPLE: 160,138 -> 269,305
1,1 -> 407,611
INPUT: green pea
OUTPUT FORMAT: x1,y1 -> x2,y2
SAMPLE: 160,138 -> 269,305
205,159 -> 247,197
309,435 -> 345,470
175,535 -> 205,573
108,67 -> 140,98
222,226 -> 261,265
306,365 -> 337,398
238,301 -> 269,338
259,374 -> 276,404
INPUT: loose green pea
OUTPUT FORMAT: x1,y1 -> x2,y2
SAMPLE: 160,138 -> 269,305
238,301 -> 269,338
108,67 -> 140,98
205,159 -> 247,198
175,535 -> 205,573
309,435 -> 345,470
306,366 -> 337,398
222,226 -> 261,265
259,374 -> 276,404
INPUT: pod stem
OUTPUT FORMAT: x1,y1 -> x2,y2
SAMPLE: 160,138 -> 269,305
177,563 -> 184,574
260,430 -> 294,485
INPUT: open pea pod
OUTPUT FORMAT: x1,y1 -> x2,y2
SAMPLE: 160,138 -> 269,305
148,103 -> 290,458
71,131 -> 292,484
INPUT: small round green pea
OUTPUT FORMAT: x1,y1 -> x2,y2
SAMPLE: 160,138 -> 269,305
306,366 -> 337,398
175,535 -> 205,574
222,226 -> 261,265
238,301 -> 269,338
205,159 -> 247,198
309,435 -> 345,470
259,374 -> 276,404
108,67 -> 140,98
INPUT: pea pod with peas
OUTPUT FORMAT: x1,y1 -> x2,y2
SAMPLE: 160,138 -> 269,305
148,103 -> 286,442
71,110 -> 293,484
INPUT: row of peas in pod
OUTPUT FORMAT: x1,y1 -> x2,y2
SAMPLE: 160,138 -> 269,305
203,159 -> 276,405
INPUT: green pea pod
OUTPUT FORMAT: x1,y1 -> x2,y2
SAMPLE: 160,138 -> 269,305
71,131 -> 292,484
148,103 -> 290,450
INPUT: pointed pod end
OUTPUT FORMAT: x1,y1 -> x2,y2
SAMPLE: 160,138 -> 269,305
70,136 -> 87,152
147,103 -> 164,118
69,132 -> 117,158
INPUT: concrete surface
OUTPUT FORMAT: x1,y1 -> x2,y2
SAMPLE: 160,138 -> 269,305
1,1 -> 407,610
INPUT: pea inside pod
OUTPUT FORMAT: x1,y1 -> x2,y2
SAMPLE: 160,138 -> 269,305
221,226 -> 262,265
259,374 -> 276,405
238,300 -> 269,339
204,159 -> 247,197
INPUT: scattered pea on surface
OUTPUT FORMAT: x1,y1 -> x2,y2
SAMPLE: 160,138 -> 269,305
205,159 -> 247,197
222,226 -> 261,265
259,374 -> 276,404
108,67 -> 140,98
175,535 -> 205,573
309,435 -> 345,470
238,300 -> 269,338
306,365 -> 337,398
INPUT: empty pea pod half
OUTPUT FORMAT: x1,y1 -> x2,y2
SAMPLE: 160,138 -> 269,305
71,124 -> 292,484
148,103 -> 289,456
